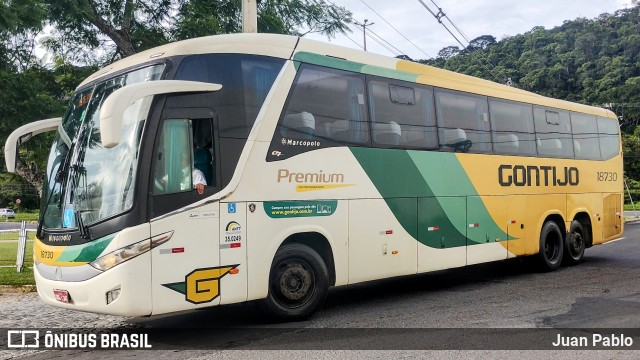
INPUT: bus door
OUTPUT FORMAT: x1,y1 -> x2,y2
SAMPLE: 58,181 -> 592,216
149,105 -> 226,314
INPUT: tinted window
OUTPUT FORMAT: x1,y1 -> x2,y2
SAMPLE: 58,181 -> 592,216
268,64 -> 369,160
368,78 -> 437,149
533,107 -> 574,158
598,117 -> 620,160
489,99 -> 536,156
175,54 -> 284,138
571,112 -> 600,160
435,89 -> 491,153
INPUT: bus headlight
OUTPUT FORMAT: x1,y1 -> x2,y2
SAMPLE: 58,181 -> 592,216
89,239 -> 150,271
89,230 -> 173,271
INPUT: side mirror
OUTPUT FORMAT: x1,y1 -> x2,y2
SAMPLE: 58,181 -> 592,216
4,117 -> 62,173
99,80 -> 222,148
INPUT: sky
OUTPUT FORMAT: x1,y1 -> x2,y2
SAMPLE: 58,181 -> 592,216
306,0 -> 635,60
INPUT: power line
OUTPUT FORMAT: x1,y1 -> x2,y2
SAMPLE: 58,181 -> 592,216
416,0 -> 516,87
359,0 -> 433,59
367,28 -> 405,56
352,23 -> 400,56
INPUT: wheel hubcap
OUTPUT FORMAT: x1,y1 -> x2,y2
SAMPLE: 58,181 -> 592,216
570,232 -> 583,256
277,263 -> 313,302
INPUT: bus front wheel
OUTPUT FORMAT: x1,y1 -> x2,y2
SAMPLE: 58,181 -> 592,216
563,220 -> 586,266
262,243 -> 329,321
537,221 -> 564,271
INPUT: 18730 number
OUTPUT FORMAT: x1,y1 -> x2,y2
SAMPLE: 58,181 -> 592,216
596,172 -> 618,182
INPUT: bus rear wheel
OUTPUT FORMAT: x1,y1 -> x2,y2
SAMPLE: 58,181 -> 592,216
537,221 -> 564,271
262,243 -> 329,321
563,220 -> 586,266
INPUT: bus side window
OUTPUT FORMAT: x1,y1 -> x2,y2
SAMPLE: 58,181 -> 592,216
533,107 -> 574,158
489,98 -> 536,156
192,118 -> 216,187
268,64 -> 369,161
434,89 -> 492,154
368,78 -> 437,149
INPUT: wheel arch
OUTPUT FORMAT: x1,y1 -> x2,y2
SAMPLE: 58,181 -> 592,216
572,211 -> 593,248
536,212 -> 566,254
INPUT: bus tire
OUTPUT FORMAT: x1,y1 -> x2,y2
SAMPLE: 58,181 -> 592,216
563,220 -> 586,266
261,243 -> 329,321
537,221 -> 564,272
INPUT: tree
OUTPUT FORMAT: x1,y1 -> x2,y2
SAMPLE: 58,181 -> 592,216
44,0 -> 352,62
467,35 -> 496,51
436,45 -> 460,60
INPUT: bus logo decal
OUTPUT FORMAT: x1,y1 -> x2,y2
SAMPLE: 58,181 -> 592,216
162,265 -> 239,304
277,169 -> 355,192
498,164 -> 579,187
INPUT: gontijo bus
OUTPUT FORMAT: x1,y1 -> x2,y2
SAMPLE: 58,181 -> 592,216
4,33 -> 623,320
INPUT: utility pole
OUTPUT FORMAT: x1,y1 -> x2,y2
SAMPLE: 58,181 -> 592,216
242,0 -> 258,33
355,19 -> 374,51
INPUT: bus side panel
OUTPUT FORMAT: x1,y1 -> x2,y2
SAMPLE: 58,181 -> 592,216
150,203 -> 222,315
246,200 -> 349,301
466,195 -> 509,265
567,193 -> 602,245
417,197 -> 466,272
348,198 -> 417,284
507,195 -> 529,257
602,193 -> 623,242
219,202 -> 248,305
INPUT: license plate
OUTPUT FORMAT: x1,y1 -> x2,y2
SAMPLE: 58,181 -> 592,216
53,289 -> 70,303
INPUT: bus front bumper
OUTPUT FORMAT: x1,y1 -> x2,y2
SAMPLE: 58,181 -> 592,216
33,252 -> 152,317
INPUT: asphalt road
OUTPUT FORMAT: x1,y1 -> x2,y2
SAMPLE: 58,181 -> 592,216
0,222 -> 36,231
5,222 -> 640,359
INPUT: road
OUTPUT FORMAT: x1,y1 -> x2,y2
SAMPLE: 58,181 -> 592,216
2,223 -> 640,359
0,222 -> 36,231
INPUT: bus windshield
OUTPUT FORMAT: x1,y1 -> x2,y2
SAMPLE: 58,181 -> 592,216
41,65 -> 165,231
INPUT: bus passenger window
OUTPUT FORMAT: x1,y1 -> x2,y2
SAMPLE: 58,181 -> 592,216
435,89 -> 491,153
368,78 -> 437,149
489,98 -> 536,156
533,107 -> 573,158
571,112 -> 600,160
268,64 -> 369,161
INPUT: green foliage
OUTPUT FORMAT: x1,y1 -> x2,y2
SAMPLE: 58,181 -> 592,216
173,0 -> 353,41
422,6 -> 640,125
0,173 -> 38,208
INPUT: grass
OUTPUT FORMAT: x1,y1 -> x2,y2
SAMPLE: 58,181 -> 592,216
0,267 -> 34,286
0,233 -> 35,286
624,203 -> 640,212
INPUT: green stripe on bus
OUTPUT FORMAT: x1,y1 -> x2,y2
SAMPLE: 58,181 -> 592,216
293,52 -> 419,82
56,233 -> 116,263
350,148 -> 511,247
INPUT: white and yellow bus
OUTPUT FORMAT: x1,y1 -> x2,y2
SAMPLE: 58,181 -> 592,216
4,33 -> 623,320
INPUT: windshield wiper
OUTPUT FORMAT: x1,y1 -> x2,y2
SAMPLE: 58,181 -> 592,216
75,211 -> 90,240
37,141 -> 75,239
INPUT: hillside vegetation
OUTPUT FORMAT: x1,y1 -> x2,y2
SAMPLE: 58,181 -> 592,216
421,6 -> 640,190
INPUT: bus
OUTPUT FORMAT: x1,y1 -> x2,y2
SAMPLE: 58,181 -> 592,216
4,33 -> 623,320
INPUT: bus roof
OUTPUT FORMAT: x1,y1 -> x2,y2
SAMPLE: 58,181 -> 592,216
80,33 -> 615,119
